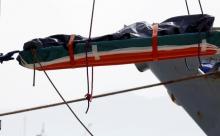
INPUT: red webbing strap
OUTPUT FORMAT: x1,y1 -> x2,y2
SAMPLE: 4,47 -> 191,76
152,23 -> 159,60
67,35 -> 75,64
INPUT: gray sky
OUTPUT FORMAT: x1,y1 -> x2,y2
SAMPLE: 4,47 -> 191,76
0,0 -> 219,135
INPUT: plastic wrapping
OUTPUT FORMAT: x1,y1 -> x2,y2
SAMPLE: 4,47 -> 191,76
23,14 -> 214,50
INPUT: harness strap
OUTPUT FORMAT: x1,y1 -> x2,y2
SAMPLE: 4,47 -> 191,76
67,35 -> 75,64
152,23 -> 159,60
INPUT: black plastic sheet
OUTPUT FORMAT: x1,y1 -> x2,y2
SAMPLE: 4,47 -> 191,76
23,14 -> 214,50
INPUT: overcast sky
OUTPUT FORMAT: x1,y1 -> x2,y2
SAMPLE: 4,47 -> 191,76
0,0 -> 219,135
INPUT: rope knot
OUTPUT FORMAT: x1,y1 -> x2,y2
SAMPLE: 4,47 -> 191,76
85,93 -> 93,102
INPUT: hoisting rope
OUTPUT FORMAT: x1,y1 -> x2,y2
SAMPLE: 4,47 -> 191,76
197,0 -> 204,68
0,0 -> 1,17
33,63 -> 36,86
85,0 -> 96,114
31,49 -> 94,136
184,0 -> 191,71
184,0 -> 190,15
197,32 -> 202,68
198,0 -> 204,14
183,0 -> 205,71
184,0 -> 203,15
0,70 -> 219,117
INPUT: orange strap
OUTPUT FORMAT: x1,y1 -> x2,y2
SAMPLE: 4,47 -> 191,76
152,23 -> 159,60
67,35 -> 75,64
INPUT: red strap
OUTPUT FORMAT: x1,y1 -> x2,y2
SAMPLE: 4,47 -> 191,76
68,35 -> 75,64
152,24 -> 158,60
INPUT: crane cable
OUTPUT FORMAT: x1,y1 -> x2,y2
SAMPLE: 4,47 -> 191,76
184,0 -> 190,15
197,0 -> 204,68
0,70 -> 219,117
85,0 -> 96,114
31,49 -> 94,136
184,0 -> 204,14
184,0 -> 191,71
33,63 -> 36,86
0,0 -> 1,17
184,0 -> 205,71
198,0 -> 204,14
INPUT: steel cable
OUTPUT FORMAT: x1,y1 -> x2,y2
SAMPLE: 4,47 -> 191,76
0,70 -> 219,117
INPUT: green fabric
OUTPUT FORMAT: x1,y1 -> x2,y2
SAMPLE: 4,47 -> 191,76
19,32 -> 220,64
